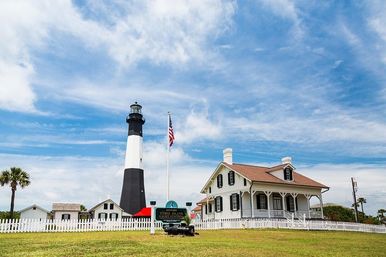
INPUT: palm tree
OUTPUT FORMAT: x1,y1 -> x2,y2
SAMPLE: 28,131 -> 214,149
0,167 -> 31,219
378,209 -> 386,217
357,197 -> 366,216
378,209 -> 386,223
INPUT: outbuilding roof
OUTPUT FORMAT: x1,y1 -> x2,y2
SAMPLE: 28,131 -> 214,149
89,199 -> 124,212
52,203 -> 81,211
19,204 -> 50,214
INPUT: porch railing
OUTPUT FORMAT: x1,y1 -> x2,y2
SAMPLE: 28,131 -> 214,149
241,209 -> 322,219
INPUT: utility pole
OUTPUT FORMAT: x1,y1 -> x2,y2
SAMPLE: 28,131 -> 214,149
351,177 -> 359,223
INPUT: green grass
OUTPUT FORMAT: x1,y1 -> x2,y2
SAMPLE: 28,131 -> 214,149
0,229 -> 385,257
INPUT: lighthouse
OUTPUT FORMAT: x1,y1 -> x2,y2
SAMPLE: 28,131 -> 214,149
119,102 -> 146,215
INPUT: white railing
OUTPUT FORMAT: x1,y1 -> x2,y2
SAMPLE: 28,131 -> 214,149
0,218 -> 163,233
193,218 -> 386,234
1,218 -> 385,234
242,209 -> 321,220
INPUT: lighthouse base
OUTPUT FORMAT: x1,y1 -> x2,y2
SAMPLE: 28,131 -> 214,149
119,168 -> 146,215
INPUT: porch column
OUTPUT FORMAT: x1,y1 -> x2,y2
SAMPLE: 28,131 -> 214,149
305,194 -> 311,219
280,192 -> 286,217
264,191 -> 272,218
319,194 -> 324,219
251,191 -> 255,218
291,193 -> 298,217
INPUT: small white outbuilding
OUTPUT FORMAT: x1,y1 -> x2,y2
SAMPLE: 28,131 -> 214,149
19,204 -> 50,220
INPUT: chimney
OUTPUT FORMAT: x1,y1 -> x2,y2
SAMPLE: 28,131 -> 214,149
223,148 -> 233,164
281,156 -> 292,164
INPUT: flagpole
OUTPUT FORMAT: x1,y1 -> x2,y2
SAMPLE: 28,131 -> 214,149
166,112 -> 170,201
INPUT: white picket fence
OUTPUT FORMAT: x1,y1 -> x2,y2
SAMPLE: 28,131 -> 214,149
0,218 -> 163,233
1,218 -> 385,234
193,218 -> 386,234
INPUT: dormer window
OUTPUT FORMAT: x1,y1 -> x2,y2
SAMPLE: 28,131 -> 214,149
209,187 -> 211,193
217,174 -> 223,188
228,171 -> 235,185
284,166 -> 293,181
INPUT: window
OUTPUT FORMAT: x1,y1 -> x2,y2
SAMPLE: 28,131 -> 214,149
217,174 -> 223,188
98,212 -> 107,220
228,171 -> 235,185
284,167 -> 293,181
286,196 -> 298,212
208,203 -> 212,213
104,203 -> 108,210
273,194 -> 282,210
110,203 -> 114,210
230,193 -> 240,211
209,187 -> 211,193
256,194 -> 267,209
215,196 -> 223,212
61,214 -> 70,220
109,213 -> 118,220
243,178 -> 247,186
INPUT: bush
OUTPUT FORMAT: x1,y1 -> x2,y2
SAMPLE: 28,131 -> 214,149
0,211 -> 20,220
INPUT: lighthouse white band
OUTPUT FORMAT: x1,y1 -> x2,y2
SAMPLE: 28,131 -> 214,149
124,135 -> 143,169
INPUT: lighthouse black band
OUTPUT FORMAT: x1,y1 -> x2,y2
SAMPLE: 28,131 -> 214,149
119,168 -> 146,215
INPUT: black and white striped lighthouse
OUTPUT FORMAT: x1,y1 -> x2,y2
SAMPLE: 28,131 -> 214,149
119,102 -> 146,215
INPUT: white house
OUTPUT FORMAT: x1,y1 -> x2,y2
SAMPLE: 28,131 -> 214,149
89,199 -> 128,220
198,148 -> 329,220
19,204 -> 50,220
52,203 -> 81,220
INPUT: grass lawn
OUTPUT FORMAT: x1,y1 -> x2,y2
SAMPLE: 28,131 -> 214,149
0,229 -> 385,257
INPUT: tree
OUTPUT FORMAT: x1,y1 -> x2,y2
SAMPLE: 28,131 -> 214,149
357,197 -> 367,216
0,167 -> 31,219
378,209 -> 386,218
378,209 -> 386,224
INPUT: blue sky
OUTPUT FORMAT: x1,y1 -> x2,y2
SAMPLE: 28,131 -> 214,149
1,0 -> 386,215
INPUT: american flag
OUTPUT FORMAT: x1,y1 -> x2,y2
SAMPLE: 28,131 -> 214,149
168,114 -> 175,147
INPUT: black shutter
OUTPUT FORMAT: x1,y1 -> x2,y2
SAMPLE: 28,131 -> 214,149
98,213 -> 101,219
220,197 -> 223,212
205,204 -> 207,214
237,194 -> 240,210
256,194 -> 260,209
217,176 -> 219,187
220,174 -> 223,187
230,195 -> 233,210
290,170 -> 293,180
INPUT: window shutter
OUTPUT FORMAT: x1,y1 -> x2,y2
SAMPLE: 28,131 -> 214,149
256,194 -> 260,209
220,174 -> 223,188
237,194 -> 240,210
230,195 -> 233,210
98,213 -> 101,219
220,197 -> 223,212
228,172 -> 231,185
205,204 -> 207,214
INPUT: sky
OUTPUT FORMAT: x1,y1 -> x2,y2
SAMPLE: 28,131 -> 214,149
0,0 -> 386,216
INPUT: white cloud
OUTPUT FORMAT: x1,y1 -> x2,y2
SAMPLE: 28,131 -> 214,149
175,111 -> 222,144
0,61 -> 36,112
0,0 -> 236,113
300,163 -> 386,215
259,0 -> 304,40
0,140 -> 212,211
